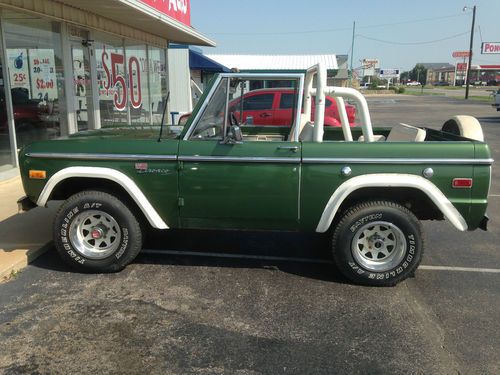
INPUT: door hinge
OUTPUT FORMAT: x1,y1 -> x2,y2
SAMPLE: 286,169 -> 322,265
178,161 -> 184,171
178,197 -> 185,207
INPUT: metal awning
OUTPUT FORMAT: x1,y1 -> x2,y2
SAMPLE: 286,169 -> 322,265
189,49 -> 230,72
55,0 -> 215,46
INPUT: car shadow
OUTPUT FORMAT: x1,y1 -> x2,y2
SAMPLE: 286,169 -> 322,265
30,228 -> 349,284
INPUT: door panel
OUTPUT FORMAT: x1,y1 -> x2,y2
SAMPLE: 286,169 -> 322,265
178,140 -> 301,230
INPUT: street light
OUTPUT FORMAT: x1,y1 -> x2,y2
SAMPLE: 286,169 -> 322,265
463,5 -> 476,100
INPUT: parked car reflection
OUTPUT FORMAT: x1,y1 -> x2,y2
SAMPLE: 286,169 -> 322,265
0,87 -> 59,146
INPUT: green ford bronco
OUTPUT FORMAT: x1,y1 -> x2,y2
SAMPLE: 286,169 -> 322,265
17,64 -> 492,286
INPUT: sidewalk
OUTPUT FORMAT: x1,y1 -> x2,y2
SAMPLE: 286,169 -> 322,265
0,176 -> 59,281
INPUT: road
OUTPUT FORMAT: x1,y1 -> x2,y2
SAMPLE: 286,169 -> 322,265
1,95 -> 499,374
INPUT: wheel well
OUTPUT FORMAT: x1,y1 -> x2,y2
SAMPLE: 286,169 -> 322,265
49,177 -> 151,228
336,187 -> 443,222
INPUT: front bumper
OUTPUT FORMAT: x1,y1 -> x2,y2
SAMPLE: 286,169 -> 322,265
17,196 -> 37,213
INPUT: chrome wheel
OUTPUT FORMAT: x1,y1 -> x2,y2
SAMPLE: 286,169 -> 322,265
69,210 -> 121,259
351,221 -> 406,272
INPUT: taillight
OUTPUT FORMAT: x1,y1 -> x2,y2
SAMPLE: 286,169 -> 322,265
452,178 -> 473,189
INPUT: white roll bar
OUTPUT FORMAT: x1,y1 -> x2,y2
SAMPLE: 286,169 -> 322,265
332,96 -> 353,142
304,64 -> 375,143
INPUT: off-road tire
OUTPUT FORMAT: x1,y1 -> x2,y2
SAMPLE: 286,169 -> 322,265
332,200 -> 424,286
53,190 -> 143,272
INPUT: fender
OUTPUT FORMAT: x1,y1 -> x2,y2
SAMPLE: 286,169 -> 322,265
315,173 -> 468,233
37,167 -> 169,230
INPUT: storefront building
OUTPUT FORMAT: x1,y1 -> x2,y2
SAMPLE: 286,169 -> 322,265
0,0 -> 214,177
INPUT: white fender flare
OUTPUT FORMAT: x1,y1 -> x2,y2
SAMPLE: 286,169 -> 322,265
316,174 -> 468,233
37,167 -> 169,229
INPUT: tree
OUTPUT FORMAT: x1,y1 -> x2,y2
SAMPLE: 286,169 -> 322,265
409,64 -> 427,85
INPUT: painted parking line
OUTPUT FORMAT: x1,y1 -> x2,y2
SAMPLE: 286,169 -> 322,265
142,249 -> 499,273
419,265 -> 500,273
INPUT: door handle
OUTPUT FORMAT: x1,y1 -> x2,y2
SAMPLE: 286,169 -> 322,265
260,113 -> 272,118
277,146 -> 299,152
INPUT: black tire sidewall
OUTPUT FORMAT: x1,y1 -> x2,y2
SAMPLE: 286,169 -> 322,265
333,203 -> 423,286
54,191 -> 142,272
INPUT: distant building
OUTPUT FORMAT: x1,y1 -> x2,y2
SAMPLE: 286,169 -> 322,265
421,63 -> 456,85
206,54 -> 347,86
469,65 -> 500,85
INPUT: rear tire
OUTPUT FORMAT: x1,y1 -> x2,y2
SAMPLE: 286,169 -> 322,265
332,201 -> 424,286
53,190 -> 143,272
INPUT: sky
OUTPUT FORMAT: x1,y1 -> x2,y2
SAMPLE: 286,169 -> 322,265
190,0 -> 500,72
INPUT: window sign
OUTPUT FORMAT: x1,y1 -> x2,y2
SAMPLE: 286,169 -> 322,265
29,49 -> 58,101
97,47 -> 145,111
7,49 -> 30,95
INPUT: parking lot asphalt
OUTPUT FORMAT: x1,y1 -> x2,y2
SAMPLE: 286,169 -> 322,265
0,95 -> 499,374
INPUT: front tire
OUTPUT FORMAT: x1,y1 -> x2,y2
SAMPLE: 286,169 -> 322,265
54,190 -> 143,272
332,201 -> 424,286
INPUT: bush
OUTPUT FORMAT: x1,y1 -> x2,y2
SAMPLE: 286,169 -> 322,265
392,87 -> 405,94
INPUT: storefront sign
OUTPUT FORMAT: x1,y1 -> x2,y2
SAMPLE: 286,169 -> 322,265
456,63 -> 468,72
452,51 -> 471,58
481,42 -> 500,54
379,69 -> 400,78
7,49 -> 30,95
139,0 -> 191,26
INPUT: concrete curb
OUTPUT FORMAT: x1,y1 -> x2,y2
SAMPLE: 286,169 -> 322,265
0,243 -> 51,282
0,176 -> 58,283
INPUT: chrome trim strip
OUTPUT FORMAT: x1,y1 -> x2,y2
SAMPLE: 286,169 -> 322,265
179,155 -> 300,164
26,152 -> 178,161
303,158 -> 494,165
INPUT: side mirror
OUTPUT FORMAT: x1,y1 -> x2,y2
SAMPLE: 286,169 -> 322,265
231,124 -> 243,142
222,124 -> 243,144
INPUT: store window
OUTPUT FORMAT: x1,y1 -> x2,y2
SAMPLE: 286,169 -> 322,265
148,46 -> 167,125
95,33 -> 126,127
125,42 -> 149,124
96,33 -> 167,127
2,10 -> 65,147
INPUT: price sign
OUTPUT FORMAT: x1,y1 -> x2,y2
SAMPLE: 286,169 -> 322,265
97,46 -> 144,111
29,49 -> 58,101
7,49 -> 31,95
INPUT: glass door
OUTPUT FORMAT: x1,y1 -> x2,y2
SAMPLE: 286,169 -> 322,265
70,37 -> 93,131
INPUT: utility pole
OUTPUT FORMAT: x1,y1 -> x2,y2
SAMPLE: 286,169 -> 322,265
349,21 -> 355,87
465,5 -> 476,99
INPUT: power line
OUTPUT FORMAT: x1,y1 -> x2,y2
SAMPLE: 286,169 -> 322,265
358,12 -> 469,29
205,12 -> 470,36
357,31 -> 470,46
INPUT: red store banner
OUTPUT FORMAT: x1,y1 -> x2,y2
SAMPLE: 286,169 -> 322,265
139,0 -> 191,26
